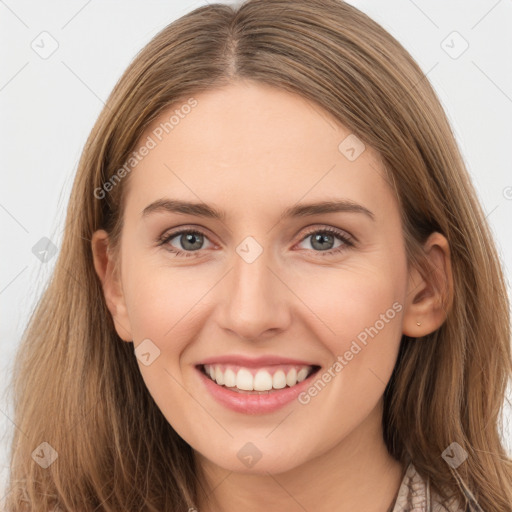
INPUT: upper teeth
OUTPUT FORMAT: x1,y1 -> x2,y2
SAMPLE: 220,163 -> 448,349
204,364 -> 313,391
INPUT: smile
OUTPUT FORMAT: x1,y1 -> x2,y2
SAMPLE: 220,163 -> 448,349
201,363 -> 318,393
196,363 -> 321,414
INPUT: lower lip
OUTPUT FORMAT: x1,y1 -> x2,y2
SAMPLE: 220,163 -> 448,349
196,366 -> 319,415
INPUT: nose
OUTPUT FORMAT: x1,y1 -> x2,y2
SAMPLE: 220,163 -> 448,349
216,245 -> 292,341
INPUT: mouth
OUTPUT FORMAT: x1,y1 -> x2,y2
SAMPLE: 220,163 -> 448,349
197,363 -> 321,394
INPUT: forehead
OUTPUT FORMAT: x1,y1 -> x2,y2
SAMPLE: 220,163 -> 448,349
123,81 -> 392,222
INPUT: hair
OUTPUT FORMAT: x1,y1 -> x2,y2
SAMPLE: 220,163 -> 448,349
4,0 -> 512,510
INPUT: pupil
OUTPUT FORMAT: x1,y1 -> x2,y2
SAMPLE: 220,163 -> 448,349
312,233 -> 333,251
182,233 -> 202,251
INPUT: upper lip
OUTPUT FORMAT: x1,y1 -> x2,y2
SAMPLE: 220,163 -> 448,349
197,354 -> 320,368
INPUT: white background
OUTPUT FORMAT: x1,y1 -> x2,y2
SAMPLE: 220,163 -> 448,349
1,0 -> 511,503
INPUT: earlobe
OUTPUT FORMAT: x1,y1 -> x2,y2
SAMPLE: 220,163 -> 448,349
402,232 -> 453,338
91,229 -> 133,342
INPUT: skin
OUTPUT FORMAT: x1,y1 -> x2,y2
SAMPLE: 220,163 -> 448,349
92,80 -> 452,512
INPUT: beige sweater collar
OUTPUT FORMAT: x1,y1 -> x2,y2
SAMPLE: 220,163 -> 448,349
390,462 -> 471,512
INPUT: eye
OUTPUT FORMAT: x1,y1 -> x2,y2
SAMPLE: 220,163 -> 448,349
158,229 -> 214,258
296,226 -> 354,256
157,226 -> 355,259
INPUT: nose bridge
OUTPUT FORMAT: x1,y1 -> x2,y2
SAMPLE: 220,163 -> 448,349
219,237 -> 290,340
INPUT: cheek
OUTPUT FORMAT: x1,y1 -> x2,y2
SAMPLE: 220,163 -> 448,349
120,254 -> 212,427
293,261 -> 404,346
121,248 -> 212,342
289,259 -> 407,414
292,266 -> 405,431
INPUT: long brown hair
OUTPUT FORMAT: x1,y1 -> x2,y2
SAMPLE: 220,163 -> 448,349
5,0 -> 512,510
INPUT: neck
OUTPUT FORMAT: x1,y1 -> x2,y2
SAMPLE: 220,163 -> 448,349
194,401 -> 404,512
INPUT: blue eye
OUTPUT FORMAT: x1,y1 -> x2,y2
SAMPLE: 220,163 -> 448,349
297,227 -> 354,256
158,230 -> 212,258
158,226 -> 354,258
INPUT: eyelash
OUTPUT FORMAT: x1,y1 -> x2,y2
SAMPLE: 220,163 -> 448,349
157,226 -> 355,259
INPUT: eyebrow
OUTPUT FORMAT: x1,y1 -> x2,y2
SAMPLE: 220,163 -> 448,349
141,198 -> 375,222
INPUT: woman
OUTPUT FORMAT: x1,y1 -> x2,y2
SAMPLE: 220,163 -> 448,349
5,0 -> 512,510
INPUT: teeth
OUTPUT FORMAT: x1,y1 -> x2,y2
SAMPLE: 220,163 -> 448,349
286,368 -> 297,386
236,368 -> 254,390
273,370 -> 286,389
215,366 -> 225,385
254,369 -> 273,391
224,368 -> 236,387
203,364 -> 315,391
297,368 -> 309,382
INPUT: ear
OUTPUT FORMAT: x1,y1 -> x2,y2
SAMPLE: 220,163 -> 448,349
91,229 -> 133,342
402,232 -> 453,337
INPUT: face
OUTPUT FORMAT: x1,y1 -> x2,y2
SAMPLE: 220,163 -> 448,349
94,80 -> 414,475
